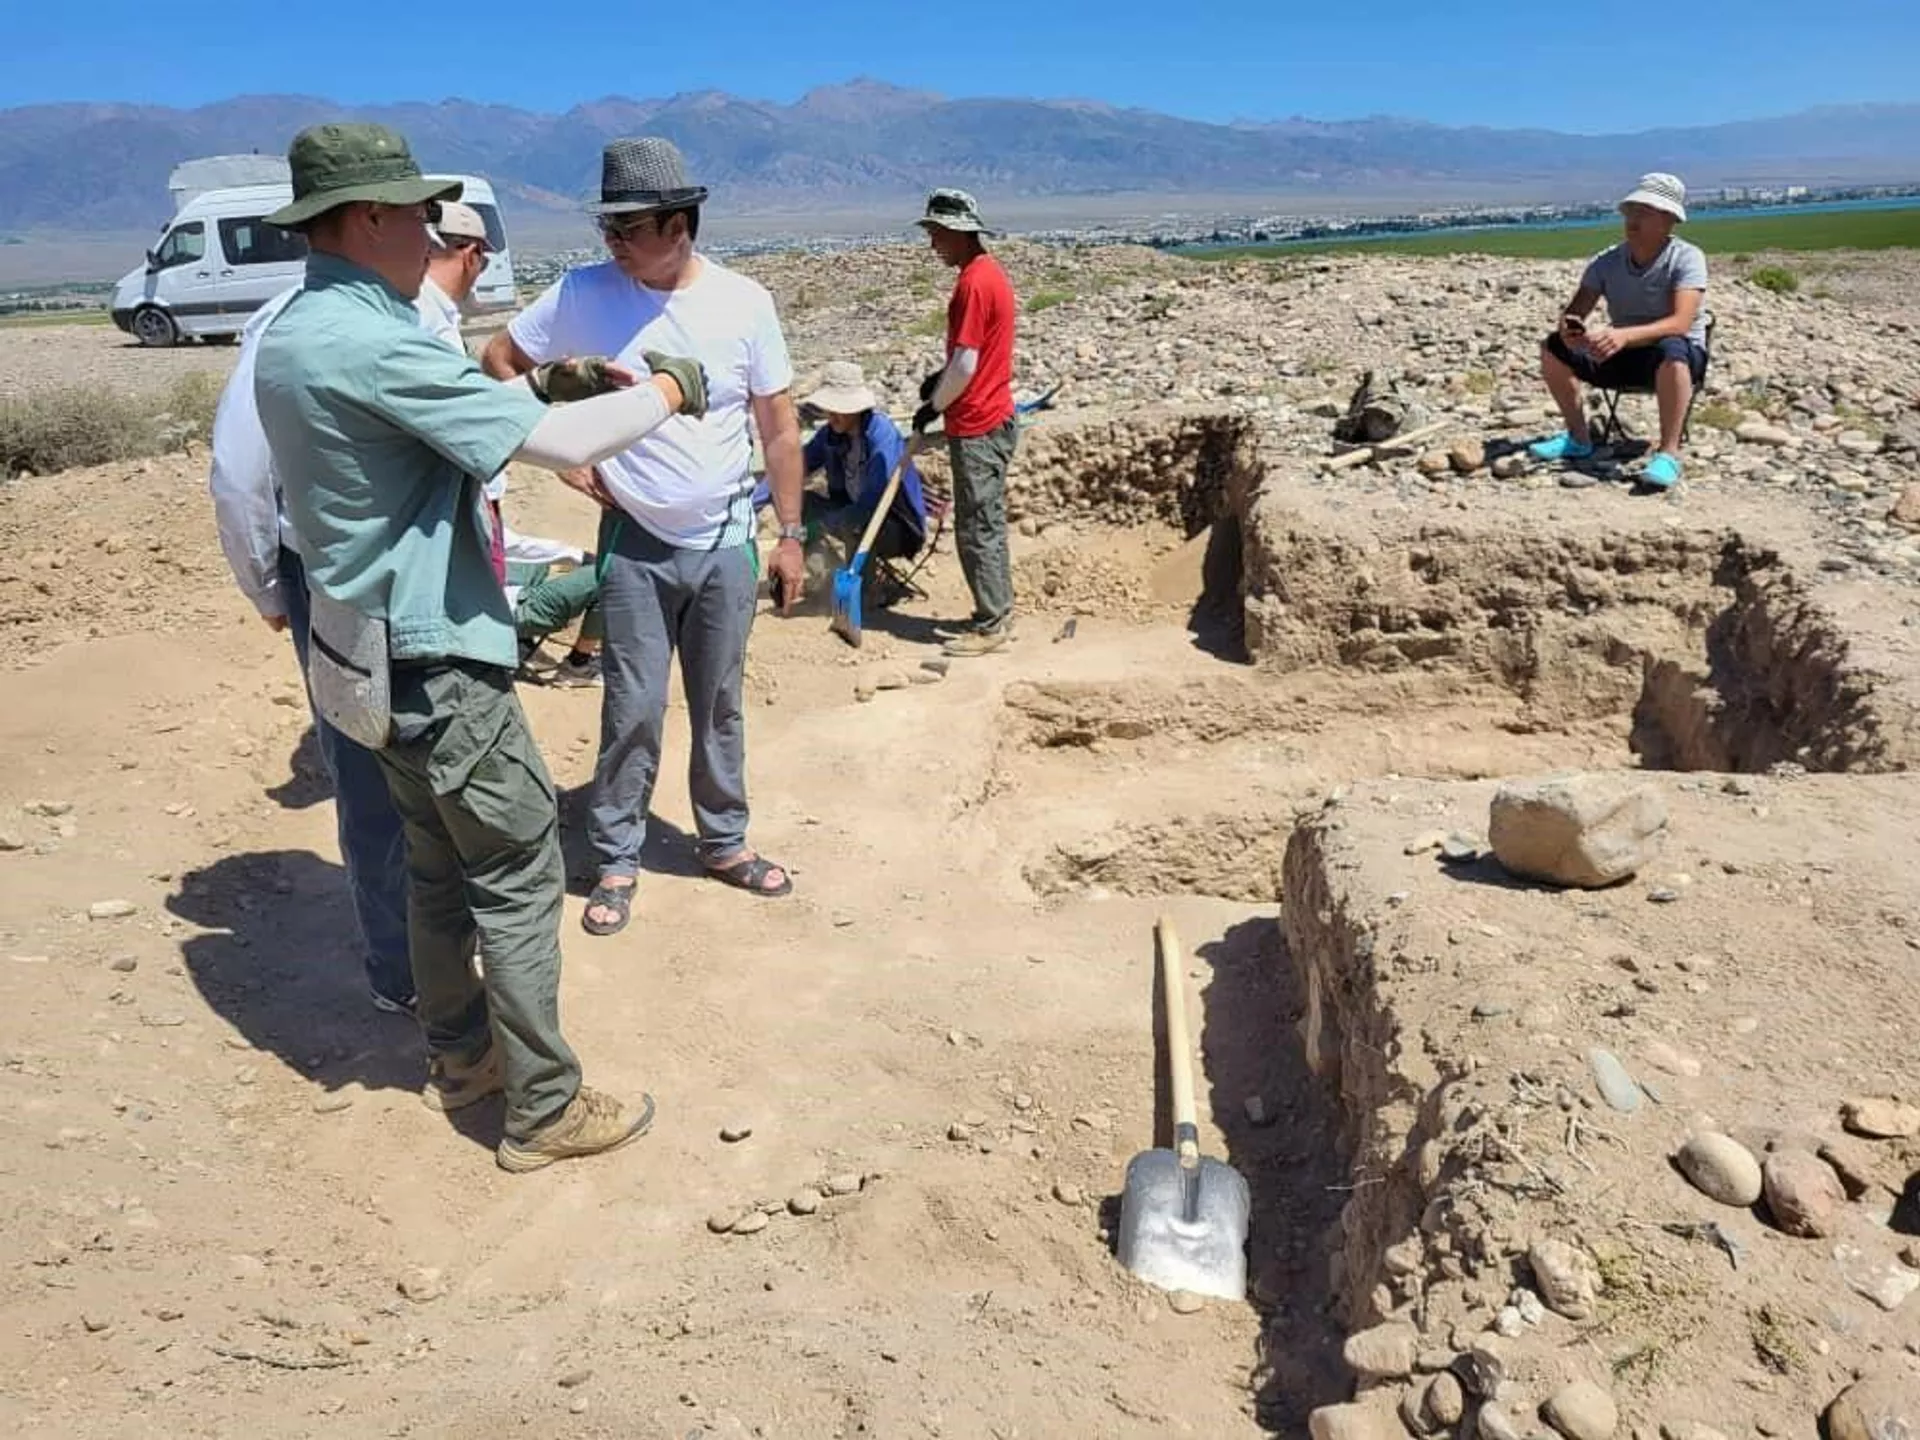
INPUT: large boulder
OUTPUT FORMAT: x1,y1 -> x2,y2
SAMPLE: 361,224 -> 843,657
1489,774 -> 1668,889
1826,1363 -> 1919,1440
1761,1149 -> 1846,1238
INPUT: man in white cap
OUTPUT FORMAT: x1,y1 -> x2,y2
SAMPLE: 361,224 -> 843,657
414,199 -> 492,351
1528,172 -> 1708,491
482,136 -> 803,935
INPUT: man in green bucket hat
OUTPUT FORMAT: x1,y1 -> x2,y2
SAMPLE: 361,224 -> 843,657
912,187 -> 1020,657
254,120 -> 711,1172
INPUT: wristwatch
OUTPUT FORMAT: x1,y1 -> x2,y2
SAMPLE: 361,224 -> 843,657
777,523 -> 806,543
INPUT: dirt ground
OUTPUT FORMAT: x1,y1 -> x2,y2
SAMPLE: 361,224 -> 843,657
4,286 -> 1920,1439
0,322 -> 243,401
0,444 -> 1323,1439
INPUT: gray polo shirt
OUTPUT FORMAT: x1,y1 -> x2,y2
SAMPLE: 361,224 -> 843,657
1581,237 -> 1708,346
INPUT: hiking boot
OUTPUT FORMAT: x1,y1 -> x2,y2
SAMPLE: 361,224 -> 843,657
932,616 -> 991,641
496,1086 -> 656,1173
421,1043 -> 503,1113
943,623 -> 1012,658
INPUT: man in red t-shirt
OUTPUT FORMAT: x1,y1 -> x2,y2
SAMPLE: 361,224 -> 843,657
912,188 -> 1018,657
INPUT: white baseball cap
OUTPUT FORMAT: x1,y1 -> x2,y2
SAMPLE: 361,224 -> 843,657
429,200 -> 492,250
1619,172 -> 1687,223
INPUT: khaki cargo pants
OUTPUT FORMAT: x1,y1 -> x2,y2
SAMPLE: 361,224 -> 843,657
375,660 -> 581,1140
947,418 -> 1019,632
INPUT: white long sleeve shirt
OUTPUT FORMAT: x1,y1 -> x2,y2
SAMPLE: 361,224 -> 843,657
414,276 -> 464,352
207,286 -> 303,619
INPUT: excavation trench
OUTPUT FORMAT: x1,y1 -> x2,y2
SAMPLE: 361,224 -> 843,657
990,406 -> 1920,1428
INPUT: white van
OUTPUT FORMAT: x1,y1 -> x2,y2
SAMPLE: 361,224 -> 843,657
110,160 -> 517,347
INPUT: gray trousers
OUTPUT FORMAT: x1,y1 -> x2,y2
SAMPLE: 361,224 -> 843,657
589,519 -> 757,878
948,419 -> 1019,630
376,661 -> 581,1141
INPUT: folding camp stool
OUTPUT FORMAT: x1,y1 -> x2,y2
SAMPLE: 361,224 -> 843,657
1594,310 -> 1716,447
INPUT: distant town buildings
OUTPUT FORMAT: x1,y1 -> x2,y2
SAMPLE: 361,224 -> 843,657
511,181 -> 1916,281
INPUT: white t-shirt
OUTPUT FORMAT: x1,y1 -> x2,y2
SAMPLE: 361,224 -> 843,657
508,257 -> 793,549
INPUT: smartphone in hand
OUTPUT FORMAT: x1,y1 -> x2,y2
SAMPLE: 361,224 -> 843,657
1562,313 -> 1587,337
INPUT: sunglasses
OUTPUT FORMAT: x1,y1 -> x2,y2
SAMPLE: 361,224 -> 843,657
596,214 -> 662,242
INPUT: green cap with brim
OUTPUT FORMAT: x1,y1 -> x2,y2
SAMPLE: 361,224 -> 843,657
266,122 -> 463,229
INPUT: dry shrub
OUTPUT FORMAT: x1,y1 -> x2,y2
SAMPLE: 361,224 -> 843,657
1,372 -> 221,478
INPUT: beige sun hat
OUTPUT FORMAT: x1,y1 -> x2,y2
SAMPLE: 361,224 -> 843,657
1619,172 -> 1687,222
803,360 -> 878,415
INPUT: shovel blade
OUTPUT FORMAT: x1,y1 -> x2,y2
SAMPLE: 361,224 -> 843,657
829,564 -> 863,647
1116,1147 -> 1251,1302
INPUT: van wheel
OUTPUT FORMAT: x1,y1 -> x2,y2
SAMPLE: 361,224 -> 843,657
131,307 -> 178,348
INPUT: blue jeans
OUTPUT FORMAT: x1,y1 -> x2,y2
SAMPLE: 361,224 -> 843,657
278,548 -> 414,1001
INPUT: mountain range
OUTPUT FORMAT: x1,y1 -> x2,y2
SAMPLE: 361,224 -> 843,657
4,82 -> 1918,232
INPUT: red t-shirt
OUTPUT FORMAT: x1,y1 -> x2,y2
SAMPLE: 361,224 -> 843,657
943,253 -> 1016,438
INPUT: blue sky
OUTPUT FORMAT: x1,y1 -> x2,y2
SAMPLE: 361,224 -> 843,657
5,0 -> 1916,131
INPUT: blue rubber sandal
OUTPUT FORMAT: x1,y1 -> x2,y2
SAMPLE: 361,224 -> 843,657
1528,432 -> 1596,462
1639,451 -> 1683,489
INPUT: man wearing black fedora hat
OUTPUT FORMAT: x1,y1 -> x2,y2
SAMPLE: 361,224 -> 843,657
484,136 -> 805,937
254,121 -> 711,1171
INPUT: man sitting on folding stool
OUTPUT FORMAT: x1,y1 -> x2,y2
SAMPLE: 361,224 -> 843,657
1527,172 -> 1708,492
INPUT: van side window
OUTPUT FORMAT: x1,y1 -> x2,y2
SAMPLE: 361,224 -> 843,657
154,222 -> 207,269
219,217 -> 310,267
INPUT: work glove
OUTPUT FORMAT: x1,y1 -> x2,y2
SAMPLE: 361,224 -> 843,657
918,367 -> 944,403
911,402 -> 939,435
643,351 -> 708,419
529,356 -> 619,403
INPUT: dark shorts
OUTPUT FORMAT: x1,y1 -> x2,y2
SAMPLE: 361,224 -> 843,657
1545,332 -> 1707,390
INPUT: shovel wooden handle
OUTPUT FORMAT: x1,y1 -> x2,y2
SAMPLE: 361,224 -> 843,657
1156,915 -> 1201,1165
847,432 -> 923,566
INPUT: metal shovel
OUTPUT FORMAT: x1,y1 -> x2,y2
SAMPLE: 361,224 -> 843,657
1117,915 -> 1252,1302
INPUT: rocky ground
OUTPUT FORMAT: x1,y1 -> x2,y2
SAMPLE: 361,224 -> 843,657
0,321 -> 240,401
1,243 -> 1917,1439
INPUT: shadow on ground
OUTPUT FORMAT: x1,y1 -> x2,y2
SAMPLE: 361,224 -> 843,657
1189,518 -> 1250,665
168,848 -> 495,1152
1195,916 -> 1350,1433
556,784 -> 705,895
265,725 -> 332,811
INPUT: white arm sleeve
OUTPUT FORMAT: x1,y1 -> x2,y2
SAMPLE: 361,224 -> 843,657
931,346 -> 979,413
512,383 -> 674,472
